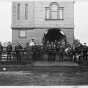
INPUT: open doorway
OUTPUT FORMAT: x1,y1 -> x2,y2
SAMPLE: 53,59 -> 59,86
42,28 -> 66,62
43,28 -> 66,46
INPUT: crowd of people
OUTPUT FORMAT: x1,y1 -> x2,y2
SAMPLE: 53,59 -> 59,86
0,39 -> 37,64
42,41 -> 88,64
72,43 -> 88,64
0,39 -> 87,65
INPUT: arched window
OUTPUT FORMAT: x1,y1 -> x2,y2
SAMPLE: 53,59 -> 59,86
50,2 -> 58,19
17,3 -> 20,20
50,3 -> 58,11
45,2 -> 64,20
25,4 -> 28,20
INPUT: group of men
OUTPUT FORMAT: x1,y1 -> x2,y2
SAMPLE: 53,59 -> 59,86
0,39 -> 36,64
0,42 -> 12,61
0,39 -> 88,64
72,44 -> 88,63
45,41 -> 65,62
45,41 -> 88,63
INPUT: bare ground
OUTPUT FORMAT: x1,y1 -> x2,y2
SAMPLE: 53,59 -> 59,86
0,69 -> 88,86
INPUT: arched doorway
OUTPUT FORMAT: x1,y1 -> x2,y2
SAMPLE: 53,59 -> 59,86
43,28 -> 66,46
42,28 -> 66,62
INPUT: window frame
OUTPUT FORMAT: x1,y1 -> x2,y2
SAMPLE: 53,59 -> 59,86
59,7 -> 64,20
45,2 -> 64,20
18,30 -> 27,38
25,3 -> 28,20
45,7 -> 50,20
17,3 -> 20,20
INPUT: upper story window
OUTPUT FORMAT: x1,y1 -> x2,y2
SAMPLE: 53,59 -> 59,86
45,2 -> 64,20
17,3 -> 20,20
25,4 -> 28,20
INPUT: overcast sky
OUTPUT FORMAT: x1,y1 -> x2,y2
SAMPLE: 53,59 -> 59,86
0,1 -> 88,44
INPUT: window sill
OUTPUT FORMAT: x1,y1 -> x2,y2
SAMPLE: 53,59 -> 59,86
18,36 -> 27,39
45,19 -> 64,21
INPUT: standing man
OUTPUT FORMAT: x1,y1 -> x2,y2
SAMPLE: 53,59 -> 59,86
59,45 -> 64,62
83,43 -> 87,61
29,39 -> 36,61
25,42 -> 33,64
15,42 -> 23,64
0,42 -> 3,61
6,42 -> 12,61
29,39 -> 36,46
47,43 -> 52,62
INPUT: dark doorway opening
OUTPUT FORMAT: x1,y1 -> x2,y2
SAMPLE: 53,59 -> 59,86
43,28 -> 66,44
42,28 -> 66,62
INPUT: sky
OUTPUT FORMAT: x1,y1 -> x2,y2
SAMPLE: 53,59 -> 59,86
0,2 -> 11,43
0,0 -> 88,44
74,1 -> 88,44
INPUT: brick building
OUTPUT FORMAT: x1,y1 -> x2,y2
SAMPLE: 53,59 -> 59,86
11,0 -> 74,47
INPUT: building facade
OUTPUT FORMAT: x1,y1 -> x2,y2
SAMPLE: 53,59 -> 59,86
12,0 -> 74,47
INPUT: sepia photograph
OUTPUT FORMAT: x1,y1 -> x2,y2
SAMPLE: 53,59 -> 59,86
0,0 -> 88,86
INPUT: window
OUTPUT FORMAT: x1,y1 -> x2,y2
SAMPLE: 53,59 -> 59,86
50,3 -> 58,19
59,7 -> 64,20
19,30 -> 27,38
17,3 -> 20,20
45,7 -> 50,19
25,4 -> 28,20
45,2 -> 64,20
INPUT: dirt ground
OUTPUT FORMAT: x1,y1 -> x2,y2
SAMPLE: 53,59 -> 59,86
0,69 -> 88,86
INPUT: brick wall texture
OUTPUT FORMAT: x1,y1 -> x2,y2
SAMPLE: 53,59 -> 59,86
12,1 -> 74,47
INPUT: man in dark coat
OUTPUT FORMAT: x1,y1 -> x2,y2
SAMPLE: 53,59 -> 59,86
0,42 -> 3,61
59,46 -> 64,62
15,42 -> 23,64
25,42 -> 33,64
83,44 -> 88,61
47,42 -> 56,62
6,42 -> 12,61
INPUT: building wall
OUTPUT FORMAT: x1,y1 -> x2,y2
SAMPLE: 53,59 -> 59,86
12,1 -> 74,28
61,28 -> 74,45
12,1 -> 74,46
34,1 -> 74,28
12,29 -> 48,47
12,1 -> 34,28
12,28 -> 74,47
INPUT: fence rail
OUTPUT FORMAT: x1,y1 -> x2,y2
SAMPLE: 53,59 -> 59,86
0,47 -> 87,65
0,50 -> 27,65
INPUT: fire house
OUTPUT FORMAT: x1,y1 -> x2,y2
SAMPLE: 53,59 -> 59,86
11,0 -> 74,47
